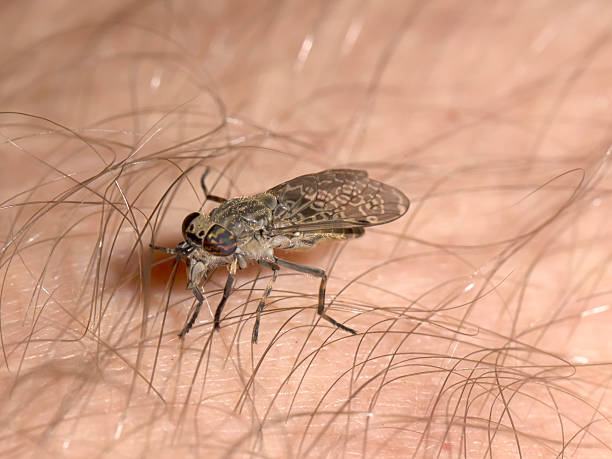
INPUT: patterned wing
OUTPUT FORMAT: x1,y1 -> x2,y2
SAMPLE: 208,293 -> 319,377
266,169 -> 409,234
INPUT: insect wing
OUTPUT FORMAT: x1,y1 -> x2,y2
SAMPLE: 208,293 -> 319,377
266,169 -> 409,234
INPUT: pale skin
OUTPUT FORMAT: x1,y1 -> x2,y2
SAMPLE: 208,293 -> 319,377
1,1 -> 612,458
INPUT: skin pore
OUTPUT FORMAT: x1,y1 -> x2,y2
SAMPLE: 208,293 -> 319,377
1,1 -> 612,457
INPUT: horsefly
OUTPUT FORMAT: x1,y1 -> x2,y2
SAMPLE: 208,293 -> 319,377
152,169 -> 410,342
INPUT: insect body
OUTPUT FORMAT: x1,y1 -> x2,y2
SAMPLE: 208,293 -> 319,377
153,169 -> 410,342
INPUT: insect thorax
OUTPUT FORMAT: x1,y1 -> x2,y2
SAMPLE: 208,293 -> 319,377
209,193 -> 277,237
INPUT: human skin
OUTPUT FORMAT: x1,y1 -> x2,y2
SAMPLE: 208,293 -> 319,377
1,1 -> 612,458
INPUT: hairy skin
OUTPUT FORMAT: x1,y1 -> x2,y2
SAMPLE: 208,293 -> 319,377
1,1 -> 612,458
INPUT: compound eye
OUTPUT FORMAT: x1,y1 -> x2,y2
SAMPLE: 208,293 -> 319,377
182,212 -> 203,246
203,224 -> 237,256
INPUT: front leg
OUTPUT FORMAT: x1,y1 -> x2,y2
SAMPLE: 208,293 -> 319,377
179,285 -> 205,338
213,257 -> 238,330
179,257 -> 238,338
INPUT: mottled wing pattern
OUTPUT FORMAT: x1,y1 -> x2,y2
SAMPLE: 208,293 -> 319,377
266,169 -> 409,234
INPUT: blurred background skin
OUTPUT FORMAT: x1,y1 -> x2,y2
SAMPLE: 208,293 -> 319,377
1,1 -> 612,457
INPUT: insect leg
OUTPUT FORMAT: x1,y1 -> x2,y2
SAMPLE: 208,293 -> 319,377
252,260 -> 280,343
213,257 -> 238,330
201,167 -> 227,203
274,258 -> 357,336
178,285 -> 205,338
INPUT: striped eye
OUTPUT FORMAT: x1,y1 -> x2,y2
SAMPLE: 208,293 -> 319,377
203,224 -> 237,256
182,212 -> 203,246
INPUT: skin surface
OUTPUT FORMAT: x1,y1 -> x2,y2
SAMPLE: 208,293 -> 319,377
1,1 -> 611,458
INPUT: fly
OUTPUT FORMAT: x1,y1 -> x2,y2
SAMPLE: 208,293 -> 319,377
151,168 -> 410,342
